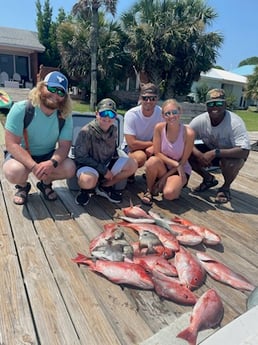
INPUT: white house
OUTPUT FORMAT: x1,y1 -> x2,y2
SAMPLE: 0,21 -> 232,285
0,26 -> 45,87
191,68 -> 247,107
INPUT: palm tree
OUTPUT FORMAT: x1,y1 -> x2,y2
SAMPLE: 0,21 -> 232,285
121,0 -> 223,98
245,65 -> 258,108
57,19 -> 91,90
72,0 -> 117,110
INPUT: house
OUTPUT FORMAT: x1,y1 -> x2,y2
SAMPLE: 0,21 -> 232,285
0,26 -> 45,88
191,68 -> 247,107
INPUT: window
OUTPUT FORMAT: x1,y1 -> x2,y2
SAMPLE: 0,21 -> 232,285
0,54 -> 14,77
15,56 -> 29,81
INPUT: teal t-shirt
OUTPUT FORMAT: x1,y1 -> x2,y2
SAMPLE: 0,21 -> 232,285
5,100 -> 73,156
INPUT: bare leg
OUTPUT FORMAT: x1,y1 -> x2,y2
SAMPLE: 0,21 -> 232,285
103,158 -> 138,187
145,156 -> 167,192
128,150 -> 148,168
220,158 -> 245,190
163,174 -> 188,201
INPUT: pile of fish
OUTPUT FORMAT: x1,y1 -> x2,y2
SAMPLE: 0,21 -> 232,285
72,203 -> 256,345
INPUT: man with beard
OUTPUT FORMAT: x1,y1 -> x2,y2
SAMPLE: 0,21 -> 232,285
3,71 -> 75,205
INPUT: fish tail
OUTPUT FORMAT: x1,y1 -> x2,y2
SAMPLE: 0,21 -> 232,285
71,253 -> 89,265
177,327 -> 197,345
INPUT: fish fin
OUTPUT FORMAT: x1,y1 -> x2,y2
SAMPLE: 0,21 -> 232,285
128,199 -> 141,208
177,327 -> 197,345
146,247 -> 158,255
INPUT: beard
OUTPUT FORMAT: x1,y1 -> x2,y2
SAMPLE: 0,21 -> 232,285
40,93 -> 64,110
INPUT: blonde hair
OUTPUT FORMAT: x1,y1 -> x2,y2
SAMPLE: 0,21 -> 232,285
28,81 -> 73,119
162,98 -> 182,113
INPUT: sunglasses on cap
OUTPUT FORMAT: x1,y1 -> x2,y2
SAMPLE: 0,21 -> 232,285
46,85 -> 66,97
206,100 -> 225,108
99,110 -> 117,119
163,109 -> 179,117
141,96 -> 157,101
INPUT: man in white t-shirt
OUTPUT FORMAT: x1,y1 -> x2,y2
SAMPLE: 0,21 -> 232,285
123,83 -> 163,182
189,89 -> 250,203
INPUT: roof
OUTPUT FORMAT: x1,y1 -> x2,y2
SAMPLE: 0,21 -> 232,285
200,68 -> 247,84
230,65 -> 256,76
0,26 -> 45,52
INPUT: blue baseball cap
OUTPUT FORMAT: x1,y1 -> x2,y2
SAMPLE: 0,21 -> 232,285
44,71 -> 68,93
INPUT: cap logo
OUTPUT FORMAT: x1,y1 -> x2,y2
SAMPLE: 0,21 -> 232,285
57,76 -> 65,83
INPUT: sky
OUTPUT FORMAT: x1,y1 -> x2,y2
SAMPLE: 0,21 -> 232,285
1,0 -> 257,71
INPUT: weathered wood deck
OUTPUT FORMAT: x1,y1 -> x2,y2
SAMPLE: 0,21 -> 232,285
0,140 -> 258,345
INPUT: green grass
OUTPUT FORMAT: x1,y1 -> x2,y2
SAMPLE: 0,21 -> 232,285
72,100 -> 127,115
72,101 -> 91,113
72,101 -> 258,131
1,102 -> 257,131
235,110 -> 258,131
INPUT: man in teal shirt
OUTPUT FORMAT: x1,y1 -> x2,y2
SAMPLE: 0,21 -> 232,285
3,71 -> 75,205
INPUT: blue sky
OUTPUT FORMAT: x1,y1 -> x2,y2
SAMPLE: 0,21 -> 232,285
1,0 -> 257,70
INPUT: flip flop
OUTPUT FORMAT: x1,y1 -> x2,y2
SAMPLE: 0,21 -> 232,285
193,176 -> 218,192
215,188 -> 231,204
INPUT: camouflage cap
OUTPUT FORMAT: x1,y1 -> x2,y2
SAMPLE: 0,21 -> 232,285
97,98 -> 117,112
206,89 -> 226,103
140,83 -> 158,96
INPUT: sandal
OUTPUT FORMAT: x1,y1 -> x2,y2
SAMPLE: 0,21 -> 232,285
13,182 -> 31,205
37,181 -> 57,201
151,184 -> 160,196
215,188 -> 231,204
141,190 -> 153,206
193,176 -> 218,192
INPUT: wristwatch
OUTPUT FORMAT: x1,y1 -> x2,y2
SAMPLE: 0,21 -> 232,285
50,158 -> 58,168
215,148 -> 220,158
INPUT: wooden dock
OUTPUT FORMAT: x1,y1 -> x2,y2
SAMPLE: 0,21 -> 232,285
0,140 -> 258,345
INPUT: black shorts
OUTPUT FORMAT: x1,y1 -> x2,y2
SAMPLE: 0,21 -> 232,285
4,149 -> 55,164
195,143 -> 220,166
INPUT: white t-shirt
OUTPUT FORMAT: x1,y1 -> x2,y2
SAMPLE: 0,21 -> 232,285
123,104 -> 163,149
189,110 -> 250,150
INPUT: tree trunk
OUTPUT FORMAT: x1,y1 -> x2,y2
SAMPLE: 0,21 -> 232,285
90,7 -> 98,111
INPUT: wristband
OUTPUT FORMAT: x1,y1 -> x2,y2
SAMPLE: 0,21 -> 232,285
215,148 -> 220,158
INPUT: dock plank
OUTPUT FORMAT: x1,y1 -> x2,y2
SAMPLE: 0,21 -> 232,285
1,178 -> 81,345
27,177 -> 154,345
0,182 -> 37,344
0,145 -> 258,344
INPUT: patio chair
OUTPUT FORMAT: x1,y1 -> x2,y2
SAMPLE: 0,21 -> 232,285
0,71 -> 9,86
13,73 -> 23,87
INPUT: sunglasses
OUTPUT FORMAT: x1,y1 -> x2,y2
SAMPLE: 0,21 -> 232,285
99,110 -> 117,119
206,100 -> 225,107
46,85 -> 66,97
163,109 -> 179,117
142,96 -> 157,101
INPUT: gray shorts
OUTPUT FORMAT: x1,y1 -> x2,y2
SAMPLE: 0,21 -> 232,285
76,156 -> 129,178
